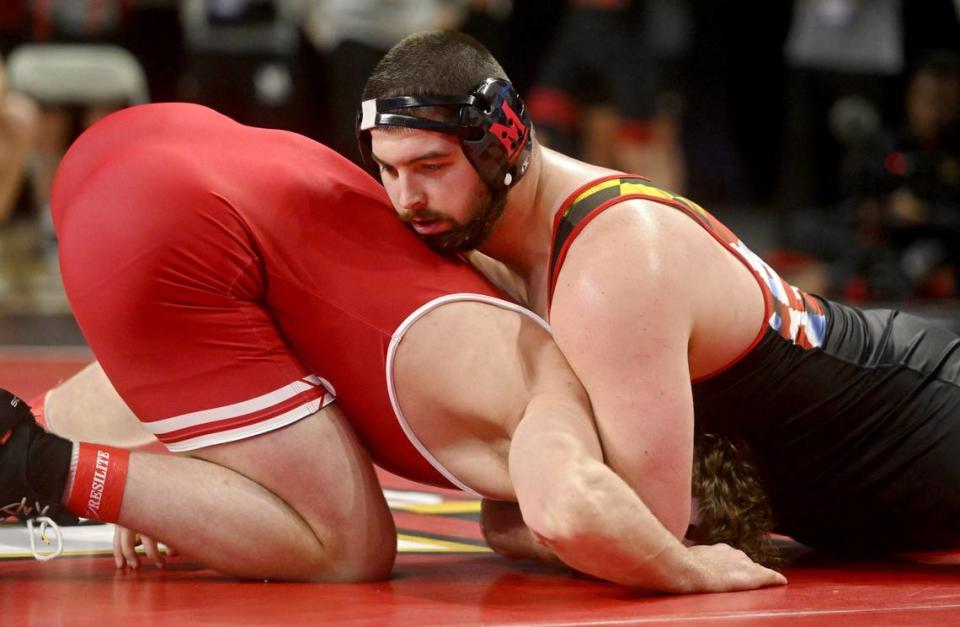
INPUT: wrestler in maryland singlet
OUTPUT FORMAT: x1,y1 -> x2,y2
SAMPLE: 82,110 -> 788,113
550,175 -> 960,552
52,103 -> 504,488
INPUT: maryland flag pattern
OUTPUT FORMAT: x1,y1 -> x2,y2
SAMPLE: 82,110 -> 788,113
549,175 -> 827,350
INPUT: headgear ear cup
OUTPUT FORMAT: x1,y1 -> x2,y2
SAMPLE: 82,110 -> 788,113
459,78 -> 533,192
356,78 -> 533,194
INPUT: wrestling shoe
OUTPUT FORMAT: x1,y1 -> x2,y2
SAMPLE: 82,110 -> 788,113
0,388 -> 76,560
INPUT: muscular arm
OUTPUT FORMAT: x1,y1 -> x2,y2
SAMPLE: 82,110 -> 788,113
508,361 -> 784,592
394,297 -> 782,592
0,86 -> 37,222
548,196 -> 765,543
550,201 -> 700,539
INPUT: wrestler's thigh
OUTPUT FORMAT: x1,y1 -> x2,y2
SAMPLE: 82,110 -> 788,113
47,361 -> 154,447
194,402 -> 396,576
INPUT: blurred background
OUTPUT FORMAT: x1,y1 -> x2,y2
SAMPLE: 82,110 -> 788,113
0,0 -> 958,346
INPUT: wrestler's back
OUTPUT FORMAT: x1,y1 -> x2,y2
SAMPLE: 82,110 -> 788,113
52,103 -> 499,487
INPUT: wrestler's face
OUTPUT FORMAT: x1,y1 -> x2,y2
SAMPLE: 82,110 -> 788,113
371,129 -> 503,254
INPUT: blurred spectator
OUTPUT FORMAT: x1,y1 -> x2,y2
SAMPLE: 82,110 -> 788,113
4,1 -> 147,247
177,0 -> 306,130
0,54 -> 37,224
525,0 -> 688,192
0,3 -> 28,52
778,0 -> 904,211
852,50 -> 960,299
302,0 -> 510,162
126,1 -> 184,105
903,0 -> 960,69
776,49 -> 960,302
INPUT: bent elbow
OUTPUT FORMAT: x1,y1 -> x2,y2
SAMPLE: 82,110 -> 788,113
521,464 -> 608,553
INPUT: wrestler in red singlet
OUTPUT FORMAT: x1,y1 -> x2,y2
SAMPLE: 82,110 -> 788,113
52,102 -> 503,487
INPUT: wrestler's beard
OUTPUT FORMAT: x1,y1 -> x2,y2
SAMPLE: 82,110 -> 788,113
402,188 -> 507,255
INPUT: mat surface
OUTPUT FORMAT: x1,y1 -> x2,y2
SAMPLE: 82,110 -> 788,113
2,352 -> 960,625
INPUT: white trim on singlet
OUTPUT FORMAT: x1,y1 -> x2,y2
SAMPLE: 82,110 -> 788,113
164,393 -> 335,452
385,293 -> 552,497
146,375 -> 336,452
145,375 -> 334,433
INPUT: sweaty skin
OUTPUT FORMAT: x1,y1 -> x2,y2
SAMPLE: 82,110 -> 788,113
371,127 -> 780,591
42,98 -> 779,591
391,300 -> 783,592
48,297 -> 785,593
46,363 -> 395,578
372,130 -> 764,534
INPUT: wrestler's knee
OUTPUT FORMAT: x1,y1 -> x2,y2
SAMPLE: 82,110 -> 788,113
195,408 -> 396,582
311,526 -> 396,583
261,523 -> 395,583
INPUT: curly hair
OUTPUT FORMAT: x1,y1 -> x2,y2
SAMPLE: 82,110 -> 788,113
690,432 -> 780,567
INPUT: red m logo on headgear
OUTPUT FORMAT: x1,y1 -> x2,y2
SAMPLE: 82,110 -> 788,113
489,101 -> 527,159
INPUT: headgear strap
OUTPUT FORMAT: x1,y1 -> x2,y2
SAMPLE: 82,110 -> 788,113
357,78 -> 533,192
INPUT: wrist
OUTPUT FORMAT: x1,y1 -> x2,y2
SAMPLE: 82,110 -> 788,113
645,543 -> 707,593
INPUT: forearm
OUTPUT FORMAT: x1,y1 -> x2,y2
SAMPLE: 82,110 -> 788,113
508,387 -> 783,593
510,395 -> 702,591
524,460 -> 703,592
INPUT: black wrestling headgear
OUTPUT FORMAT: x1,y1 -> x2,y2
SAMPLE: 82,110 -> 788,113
357,78 -> 533,193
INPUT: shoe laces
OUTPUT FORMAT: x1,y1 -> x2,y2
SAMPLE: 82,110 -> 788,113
1,498 -> 63,561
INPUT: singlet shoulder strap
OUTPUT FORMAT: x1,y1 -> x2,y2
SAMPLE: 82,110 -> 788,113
546,174 -> 828,356
548,175 -> 665,312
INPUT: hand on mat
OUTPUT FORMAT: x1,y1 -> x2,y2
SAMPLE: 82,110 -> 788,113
686,543 -> 787,592
113,525 -> 178,570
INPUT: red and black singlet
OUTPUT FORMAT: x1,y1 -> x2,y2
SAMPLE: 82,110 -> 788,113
549,175 -> 960,552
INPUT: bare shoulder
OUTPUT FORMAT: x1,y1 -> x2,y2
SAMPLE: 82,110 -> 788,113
393,297 -> 592,499
552,198 -> 706,330
391,299 -> 547,433
564,197 -> 710,268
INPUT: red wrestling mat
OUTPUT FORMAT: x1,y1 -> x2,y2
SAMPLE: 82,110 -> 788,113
3,353 -> 960,625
